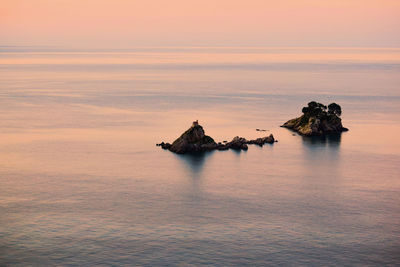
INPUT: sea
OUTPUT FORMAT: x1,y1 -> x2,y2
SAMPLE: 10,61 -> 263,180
0,46 -> 399,266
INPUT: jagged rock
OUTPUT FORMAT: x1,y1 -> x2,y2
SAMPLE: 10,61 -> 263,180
226,136 -> 248,150
163,122 -> 217,154
247,134 -> 275,146
160,142 -> 171,150
158,121 -> 276,154
281,101 -> 348,136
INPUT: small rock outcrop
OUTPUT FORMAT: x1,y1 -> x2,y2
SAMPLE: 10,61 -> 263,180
160,121 -> 217,154
157,121 -> 275,154
247,135 -> 275,146
281,101 -> 348,136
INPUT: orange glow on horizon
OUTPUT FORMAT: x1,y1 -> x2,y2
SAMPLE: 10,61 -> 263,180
1,0 -> 400,47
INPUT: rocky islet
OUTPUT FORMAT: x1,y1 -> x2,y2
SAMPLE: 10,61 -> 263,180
281,101 -> 348,136
158,101 -> 348,154
157,121 -> 275,154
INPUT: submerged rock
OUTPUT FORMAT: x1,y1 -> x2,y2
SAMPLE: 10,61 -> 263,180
281,101 -> 348,136
158,121 -> 275,154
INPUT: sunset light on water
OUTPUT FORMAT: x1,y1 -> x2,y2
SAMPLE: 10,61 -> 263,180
1,1 -> 400,266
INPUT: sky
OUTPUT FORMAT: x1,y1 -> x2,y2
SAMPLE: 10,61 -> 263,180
1,0 -> 400,48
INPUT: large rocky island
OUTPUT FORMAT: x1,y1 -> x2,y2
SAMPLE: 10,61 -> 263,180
281,101 -> 348,136
157,120 -> 275,154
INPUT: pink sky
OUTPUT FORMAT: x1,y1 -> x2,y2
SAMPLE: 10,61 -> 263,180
1,0 -> 399,47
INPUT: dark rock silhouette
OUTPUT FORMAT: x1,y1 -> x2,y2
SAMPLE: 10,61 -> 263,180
167,121 -> 217,154
157,121 -> 275,154
281,101 -> 348,136
247,135 -> 275,146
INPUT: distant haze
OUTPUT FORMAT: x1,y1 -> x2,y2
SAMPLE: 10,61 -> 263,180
1,0 -> 400,48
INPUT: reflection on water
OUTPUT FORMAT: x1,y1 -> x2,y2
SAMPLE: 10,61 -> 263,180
174,151 -> 215,178
301,133 -> 342,149
301,133 -> 343,171
231,147 -> 247,156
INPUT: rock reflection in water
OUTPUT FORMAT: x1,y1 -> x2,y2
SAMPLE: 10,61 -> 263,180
301,133 -> 342,149
174,151 -> 215,178
301,133 -> 343,169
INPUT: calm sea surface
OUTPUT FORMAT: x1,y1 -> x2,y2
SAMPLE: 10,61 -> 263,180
0,47 -> 400,266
